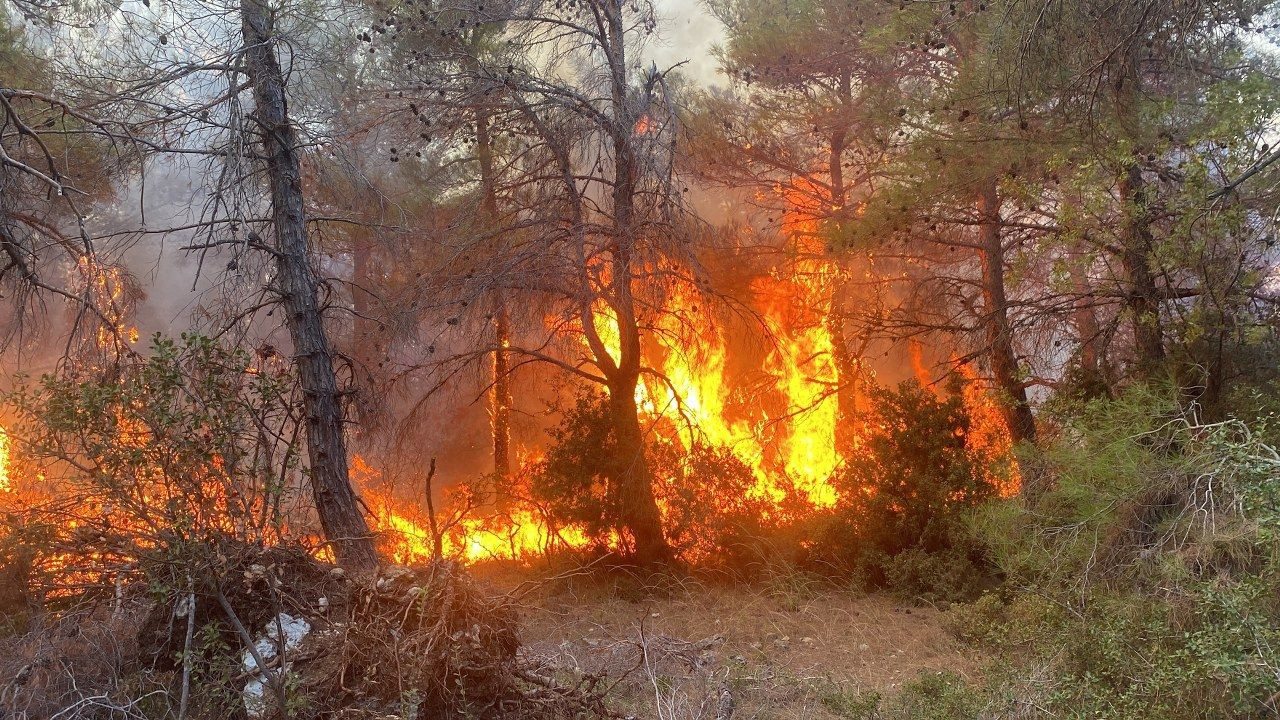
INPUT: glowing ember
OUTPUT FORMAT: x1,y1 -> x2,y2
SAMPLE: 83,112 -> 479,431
74,256 -> 139,352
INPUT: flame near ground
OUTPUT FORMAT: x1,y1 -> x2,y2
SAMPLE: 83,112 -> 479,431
0,193 -> 1017,568
361,186 -> 1019,565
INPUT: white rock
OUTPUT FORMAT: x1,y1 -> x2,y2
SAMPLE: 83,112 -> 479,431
242,613 -> 312,719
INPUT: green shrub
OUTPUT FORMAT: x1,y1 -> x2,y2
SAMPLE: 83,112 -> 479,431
883,671 -> 984,720
821,687 -> 883,719
1,333 -> 307,601
529,391 -> 771,561
950,385 -> 1280,718
814,380 -> 995,599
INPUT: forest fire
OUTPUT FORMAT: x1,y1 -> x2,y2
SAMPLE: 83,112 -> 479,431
356,185 -> 1018,565
340,170 -> 1029,563
4,0 -> 1276,715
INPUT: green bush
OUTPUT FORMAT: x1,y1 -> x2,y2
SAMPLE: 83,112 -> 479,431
814,380 -> 995,599
529,392 -> 771,562
1,333 -> 307,601
949,385 -> 1280,718
883,671 -> 984,720
818,671 -> 986,720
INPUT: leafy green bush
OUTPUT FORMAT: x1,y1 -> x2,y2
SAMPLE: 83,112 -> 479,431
883,671 -> 985,720
950,385 -> 1280,718
529,392 -> 770,561
1,333 -> 308,601
814,380 -> 995,599
817,671 -> 985,720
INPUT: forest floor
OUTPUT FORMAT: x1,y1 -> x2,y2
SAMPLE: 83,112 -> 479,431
477,565 -> 982,719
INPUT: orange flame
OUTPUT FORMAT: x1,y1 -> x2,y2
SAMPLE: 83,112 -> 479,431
0,426 -> 10,494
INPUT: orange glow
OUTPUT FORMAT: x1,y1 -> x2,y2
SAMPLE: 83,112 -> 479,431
0,196 -> 1023,574
955,361 -> 1022,497
75,256 -> 139,352
355,453 -> 596,564
0,426 -> 10,493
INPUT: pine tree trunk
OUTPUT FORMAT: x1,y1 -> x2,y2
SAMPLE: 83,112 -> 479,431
607,375 -> 671,566
240,0 -> 378,570
1069,262 -> 1110,393
1114,55 -> 1165,377
491,302 -> 512,484
1118,163 -> 1165,375
977,180 -> 1036,445
600,0 -> 671,565
475,105 -> 512,484
827,109 -> 858,454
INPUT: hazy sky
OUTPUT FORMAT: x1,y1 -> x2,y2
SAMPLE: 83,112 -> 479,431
651,1 -> 727,87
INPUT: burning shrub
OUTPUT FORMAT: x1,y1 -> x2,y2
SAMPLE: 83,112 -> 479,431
529,392 -> 772,563
528,393 -> 626,548
658,443 -> 775,565
816,380 -> 997,597
0,333 -> 312,606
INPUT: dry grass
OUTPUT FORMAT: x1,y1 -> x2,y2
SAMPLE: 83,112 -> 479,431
479,565 -> 983,720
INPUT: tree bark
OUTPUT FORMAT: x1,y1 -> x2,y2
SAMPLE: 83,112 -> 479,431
1068,260 -> 1111,395
977,179 -> 1036,444
1114,54 -> 1165,377
1118,162 -> 1166,375
826,95 -> 859,454
475,105 -> 512,484
606,374 -> 670,565
241,0 -> 378,570
601,0 -> 671,565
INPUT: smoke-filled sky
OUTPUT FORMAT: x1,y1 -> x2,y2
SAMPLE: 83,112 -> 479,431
112,1 -> 731,338
652,1 -> 726,86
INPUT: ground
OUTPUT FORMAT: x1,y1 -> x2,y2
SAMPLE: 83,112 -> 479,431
478,565 -> 981,719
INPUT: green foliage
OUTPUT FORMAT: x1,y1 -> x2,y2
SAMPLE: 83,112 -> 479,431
2,333 -> 306,599
883,671 -> 984,720
814,380 -> 994,599
529,391 -> 771,562
819,671 -> 985,720
947,385 -> 1280,718
529,392 -> 625,544
821,687 -> 882,719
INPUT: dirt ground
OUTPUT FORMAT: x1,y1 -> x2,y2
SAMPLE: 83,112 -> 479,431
479,566 -> 982,719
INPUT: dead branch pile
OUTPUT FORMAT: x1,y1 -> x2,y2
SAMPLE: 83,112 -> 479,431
295,561 -> 612,719
126,544 -> 614,719
2,540 -> 615,719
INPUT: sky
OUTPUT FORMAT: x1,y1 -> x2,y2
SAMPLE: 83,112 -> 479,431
651,0 -> 727,87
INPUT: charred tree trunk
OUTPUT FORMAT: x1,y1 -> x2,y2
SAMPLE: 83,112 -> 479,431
241,0 -> 377,570
602,0 -> 671,565
475,106 -> 512,484
606,374 -> 670,565
977,180 -> 1036,445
